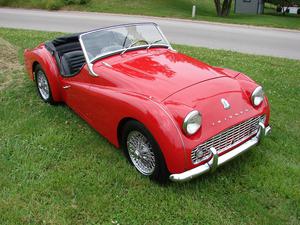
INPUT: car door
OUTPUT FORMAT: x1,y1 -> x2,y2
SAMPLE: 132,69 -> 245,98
61,66 -> 93,122
81,65 -> 120,139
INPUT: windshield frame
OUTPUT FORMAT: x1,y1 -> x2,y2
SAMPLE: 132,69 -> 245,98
79,22 -> 172,76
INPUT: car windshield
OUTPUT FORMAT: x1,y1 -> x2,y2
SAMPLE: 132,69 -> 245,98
79,23 -> 170,63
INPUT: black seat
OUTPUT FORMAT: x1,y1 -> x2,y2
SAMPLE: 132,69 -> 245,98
61,50 -> 85,76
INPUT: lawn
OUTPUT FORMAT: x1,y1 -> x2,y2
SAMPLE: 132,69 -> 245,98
0,0 -> 299,30
0,28 -> 300,224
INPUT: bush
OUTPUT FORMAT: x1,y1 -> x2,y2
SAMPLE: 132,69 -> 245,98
0,0 -> 9,6
43,0 -> 90,10
45,0 -> 64,10
64,0 -> 90,5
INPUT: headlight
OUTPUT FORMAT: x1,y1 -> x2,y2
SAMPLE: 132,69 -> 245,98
251,86 -> 264,107
183,110 -> 202,135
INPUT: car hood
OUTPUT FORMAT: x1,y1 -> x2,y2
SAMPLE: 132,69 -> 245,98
93,48 -> 228,101
163,76 -> 265,143
164,76 -> 248,108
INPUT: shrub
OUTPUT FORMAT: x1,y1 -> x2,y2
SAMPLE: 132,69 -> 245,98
43,0 -> 90,10
45,0 -> 64,10
64,0 -> 90,5
0,0 -> 8,6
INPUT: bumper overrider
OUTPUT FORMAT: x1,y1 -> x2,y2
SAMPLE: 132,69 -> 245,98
170,122 -> 271,182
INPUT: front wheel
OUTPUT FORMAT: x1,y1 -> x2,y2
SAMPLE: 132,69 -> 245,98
121,120 -> 169,183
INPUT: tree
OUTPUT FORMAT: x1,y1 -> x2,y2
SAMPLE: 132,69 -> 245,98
214,0 -> 233,16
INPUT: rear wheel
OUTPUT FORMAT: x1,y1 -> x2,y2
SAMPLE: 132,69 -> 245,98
35,65 -> 54,104
121,120 -> 169,183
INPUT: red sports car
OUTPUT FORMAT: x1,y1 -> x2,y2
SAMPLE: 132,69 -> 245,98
24,23 -> 271,183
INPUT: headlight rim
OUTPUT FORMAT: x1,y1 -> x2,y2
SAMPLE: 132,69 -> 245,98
183,110 -> 202,136
251,86 -> 264,107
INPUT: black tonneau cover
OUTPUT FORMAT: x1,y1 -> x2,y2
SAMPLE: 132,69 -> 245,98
51,33 -> 82,46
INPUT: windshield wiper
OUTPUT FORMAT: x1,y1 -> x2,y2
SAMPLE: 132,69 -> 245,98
146,39 -> 163,50
120,39 -> 149,55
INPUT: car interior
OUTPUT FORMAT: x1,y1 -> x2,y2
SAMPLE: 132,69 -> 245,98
45,33 -> 86,77
45,31 -> 128,77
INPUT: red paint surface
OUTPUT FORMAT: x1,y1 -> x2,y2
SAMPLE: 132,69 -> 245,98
24,46 -> 270,174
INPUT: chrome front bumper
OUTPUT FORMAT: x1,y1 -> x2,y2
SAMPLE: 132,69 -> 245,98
169,123 -> 271,182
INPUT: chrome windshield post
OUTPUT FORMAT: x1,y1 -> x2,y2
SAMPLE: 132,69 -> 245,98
156,25 -> 171,48
87,62 -> 99,77
79,35 -> 99,77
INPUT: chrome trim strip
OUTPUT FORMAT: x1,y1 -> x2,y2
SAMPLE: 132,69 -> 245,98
102,62 -> 112,68
169,125 -> 271,182
62,85 -> 71,89
80,22 -> 159,37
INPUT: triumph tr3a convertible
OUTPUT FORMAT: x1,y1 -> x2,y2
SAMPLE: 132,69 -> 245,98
24,23 -> 271,183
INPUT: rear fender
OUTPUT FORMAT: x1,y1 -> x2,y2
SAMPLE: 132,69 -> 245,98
24,44 -> 63,102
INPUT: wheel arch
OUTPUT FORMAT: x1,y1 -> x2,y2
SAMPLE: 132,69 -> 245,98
32,61 -> 40,80
117,117 -> 137,148
24,44 -> 63,102
111,96 -> 186,174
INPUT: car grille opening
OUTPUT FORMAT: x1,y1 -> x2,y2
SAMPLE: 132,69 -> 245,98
191,115 -> 265,165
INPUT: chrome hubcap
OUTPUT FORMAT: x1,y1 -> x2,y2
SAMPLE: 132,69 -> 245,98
127,131 -> 156,175
36,70 -> 49,100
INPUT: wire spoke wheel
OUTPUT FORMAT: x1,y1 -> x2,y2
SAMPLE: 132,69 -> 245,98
127,131 -> 156,176
36,70 -> 50,100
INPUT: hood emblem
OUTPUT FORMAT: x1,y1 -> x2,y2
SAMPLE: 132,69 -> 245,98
221,98 -> 230,110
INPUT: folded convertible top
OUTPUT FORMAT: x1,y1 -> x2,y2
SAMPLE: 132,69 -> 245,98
51,33 -> 82,47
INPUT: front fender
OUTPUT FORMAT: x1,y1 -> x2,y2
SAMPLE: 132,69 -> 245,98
24,44 -> 63,102
115,95 -> 186,174
87,85 -> 186,174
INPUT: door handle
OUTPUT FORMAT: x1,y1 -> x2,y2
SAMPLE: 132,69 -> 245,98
63,85 -> 71,89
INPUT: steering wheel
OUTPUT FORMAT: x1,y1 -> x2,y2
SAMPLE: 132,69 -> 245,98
127,39 -> 149,48
121,39 -> 149,55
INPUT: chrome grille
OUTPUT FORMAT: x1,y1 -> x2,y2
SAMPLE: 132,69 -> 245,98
191,115 -> 265,164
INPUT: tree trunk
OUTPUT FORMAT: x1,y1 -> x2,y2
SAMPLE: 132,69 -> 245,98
214,0 -> 222,16
222,0 -> 232,16
214,0 -> 233,17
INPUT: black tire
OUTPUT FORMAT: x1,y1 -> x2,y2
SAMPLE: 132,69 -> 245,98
121,120 -> 170,183
34,64 -> 55,104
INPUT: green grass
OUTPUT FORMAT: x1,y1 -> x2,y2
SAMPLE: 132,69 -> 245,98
1,0 -> 300,30
0,28 -> 300,224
